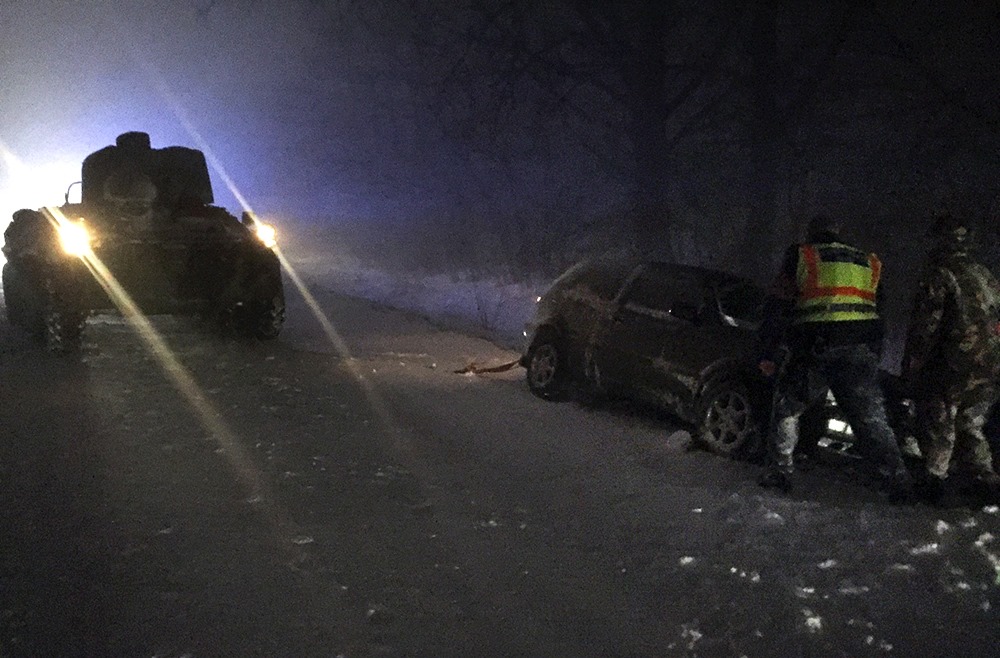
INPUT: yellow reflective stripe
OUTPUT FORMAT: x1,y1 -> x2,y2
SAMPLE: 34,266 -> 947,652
794,242 -> 879,324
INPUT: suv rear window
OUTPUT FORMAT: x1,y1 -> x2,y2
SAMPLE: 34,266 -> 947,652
623,265 -> 707,319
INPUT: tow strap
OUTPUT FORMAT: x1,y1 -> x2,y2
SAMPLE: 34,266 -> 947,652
453,359 -> 522,375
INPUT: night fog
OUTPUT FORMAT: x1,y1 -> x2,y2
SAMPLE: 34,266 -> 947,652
2,1 -> 1000,298
4,3 -> 1000,654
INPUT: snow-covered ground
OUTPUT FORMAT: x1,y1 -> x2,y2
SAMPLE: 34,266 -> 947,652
0,221 -> 998,655
275,223 -> 1000,655
270,257 -> 1000,656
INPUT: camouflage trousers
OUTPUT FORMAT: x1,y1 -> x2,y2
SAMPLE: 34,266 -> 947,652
767,343 -> 907,478
914,383 -> 999,480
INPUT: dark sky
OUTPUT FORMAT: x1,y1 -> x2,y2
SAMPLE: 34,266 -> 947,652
0,1 -> 626,232
2,1 -> 999,285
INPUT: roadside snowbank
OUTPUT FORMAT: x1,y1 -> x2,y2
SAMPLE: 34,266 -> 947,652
282,228 -> 548,351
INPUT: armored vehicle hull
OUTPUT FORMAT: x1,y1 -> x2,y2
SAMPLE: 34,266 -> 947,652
2,132 -> 285,352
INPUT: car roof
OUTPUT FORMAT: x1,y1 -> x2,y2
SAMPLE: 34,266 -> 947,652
549,257 -> 761,299
643,261 -> 758,289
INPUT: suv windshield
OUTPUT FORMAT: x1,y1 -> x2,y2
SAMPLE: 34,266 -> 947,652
717,282 -> 765,328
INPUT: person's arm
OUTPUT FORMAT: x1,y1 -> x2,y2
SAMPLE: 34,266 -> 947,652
757,245 -> 799,376
903,266 -> 948,376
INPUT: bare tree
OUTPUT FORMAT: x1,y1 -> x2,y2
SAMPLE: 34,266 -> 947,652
402,0 -> 740,252
196,0 -> 1000,282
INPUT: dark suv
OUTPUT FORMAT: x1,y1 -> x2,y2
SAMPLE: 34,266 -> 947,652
521,258 -> 772,456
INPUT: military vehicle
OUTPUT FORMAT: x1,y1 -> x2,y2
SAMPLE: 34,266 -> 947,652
2,131 -> 284,352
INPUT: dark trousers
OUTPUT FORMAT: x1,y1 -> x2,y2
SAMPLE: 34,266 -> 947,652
768,343 -> 907,478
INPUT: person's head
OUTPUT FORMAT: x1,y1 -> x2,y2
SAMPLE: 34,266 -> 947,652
805,214 -> 842,242
927,213 -> 973,252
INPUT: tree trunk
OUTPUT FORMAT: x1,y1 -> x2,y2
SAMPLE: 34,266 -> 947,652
743,2 -> 786,279
624,2 -> 672,255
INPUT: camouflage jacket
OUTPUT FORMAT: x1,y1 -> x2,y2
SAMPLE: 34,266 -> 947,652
904,247 -> 1000,392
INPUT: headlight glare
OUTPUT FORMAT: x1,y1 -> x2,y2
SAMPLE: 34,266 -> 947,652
59,221 -> 91,256
255,223 -> 277,249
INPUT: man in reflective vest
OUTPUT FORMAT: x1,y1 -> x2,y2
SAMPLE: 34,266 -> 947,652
757,215 -> 913,501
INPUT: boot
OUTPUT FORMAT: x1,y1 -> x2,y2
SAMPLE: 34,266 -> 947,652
885,469 -> 916,505
758,468 -> 794,494
964,472 -> 1000,505
915,474 -> 946,506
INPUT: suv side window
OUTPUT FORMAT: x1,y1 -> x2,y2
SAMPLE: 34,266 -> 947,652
624,269 -> 673,312
581,262 -> 637,300
624,266 -> 705,322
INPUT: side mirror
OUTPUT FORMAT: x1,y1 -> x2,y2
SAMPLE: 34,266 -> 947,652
65,181 -> 82,205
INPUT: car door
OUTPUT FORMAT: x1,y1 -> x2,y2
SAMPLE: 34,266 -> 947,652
640,266 -> 719,407
677,279 -> 762,372
591,264 -> 698,408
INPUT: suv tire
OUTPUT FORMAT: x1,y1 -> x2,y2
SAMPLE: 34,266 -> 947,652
696,379 -> 761,457
526,335 -> 568,400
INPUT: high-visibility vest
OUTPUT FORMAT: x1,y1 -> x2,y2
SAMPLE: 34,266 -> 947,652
793,242 -> 880,324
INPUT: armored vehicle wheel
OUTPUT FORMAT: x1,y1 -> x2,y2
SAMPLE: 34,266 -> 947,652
249,293 -> 285,340
695,379 -> 761,458
44,306 -> 84,354
2,263 -> 45,338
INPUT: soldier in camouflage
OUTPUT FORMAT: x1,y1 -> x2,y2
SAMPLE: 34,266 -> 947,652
903,215 -> 1000,503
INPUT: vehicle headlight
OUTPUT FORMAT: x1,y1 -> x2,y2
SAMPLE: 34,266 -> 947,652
255,222 -> 277,249
58,220 -> 91,256
827,418 -> 852,435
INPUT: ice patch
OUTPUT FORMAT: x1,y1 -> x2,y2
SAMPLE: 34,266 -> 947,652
838,583 -> 870,595
802,608 -> 823,632
680,623 -> 703,649
935,520 -> 951,535
818,559 -> 837,570
679,556 -> 696,566
909,542 -> 940,555
761,510 -> 785,527
865,636 -> 893,651
729,566 -> 761,582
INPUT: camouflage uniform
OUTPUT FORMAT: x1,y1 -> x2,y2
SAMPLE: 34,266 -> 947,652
903,218 -> 1000,492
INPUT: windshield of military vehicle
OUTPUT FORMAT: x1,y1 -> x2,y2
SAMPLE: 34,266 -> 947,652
717,281 -> 765,329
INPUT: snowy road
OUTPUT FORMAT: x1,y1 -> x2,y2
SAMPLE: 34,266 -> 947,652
0,283 -> 998,657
